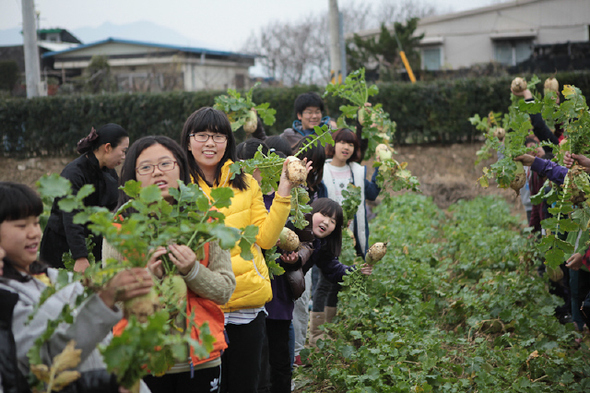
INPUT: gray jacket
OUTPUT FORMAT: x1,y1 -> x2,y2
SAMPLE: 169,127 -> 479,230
0,269 -> 121,376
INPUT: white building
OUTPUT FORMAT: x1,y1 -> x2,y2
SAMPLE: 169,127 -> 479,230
354,0 -> 590,71
43,38 -> 256,92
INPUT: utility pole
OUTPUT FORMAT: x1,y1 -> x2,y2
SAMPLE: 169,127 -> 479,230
328,0 -> 342,83
339,11 -> 346,80
22,0 -> 42,97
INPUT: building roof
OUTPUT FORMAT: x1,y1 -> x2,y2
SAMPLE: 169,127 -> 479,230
418,0 -> 539,26
38,42 -> 80,52
37,28 -> 66,34
42,37 -> 257,59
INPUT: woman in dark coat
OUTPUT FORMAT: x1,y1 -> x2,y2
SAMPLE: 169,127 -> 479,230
40,124 -> 129,272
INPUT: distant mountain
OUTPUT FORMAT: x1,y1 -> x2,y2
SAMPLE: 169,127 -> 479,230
0,20 -> 219,50
72,20 -> 217,49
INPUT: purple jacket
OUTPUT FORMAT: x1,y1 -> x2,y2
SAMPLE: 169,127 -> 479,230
531,157 -> 568,185
264,193 -> 296,320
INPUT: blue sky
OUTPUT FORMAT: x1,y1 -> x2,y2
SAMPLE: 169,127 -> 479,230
1,0 -> 503,50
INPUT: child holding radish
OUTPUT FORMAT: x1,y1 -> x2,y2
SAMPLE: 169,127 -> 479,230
267,198 -> 372,391
180,107 -> 311,393
103,135 -> 236,393
0,181 -> 153,393
310,128 -> 380,345
284,198 -> 374,340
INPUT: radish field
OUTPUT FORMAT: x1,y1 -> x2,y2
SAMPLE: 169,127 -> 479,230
295,193 -> 590,392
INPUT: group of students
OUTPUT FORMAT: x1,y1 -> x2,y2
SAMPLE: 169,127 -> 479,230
0,92 -> 379,393
508,80 -> 590,332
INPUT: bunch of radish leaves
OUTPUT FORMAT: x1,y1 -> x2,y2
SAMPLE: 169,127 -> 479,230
524,83 -> 590,268
471,77 -> 539,190
323,68 -> 396,160
374,158 -> 420,193
33,174 -> 255,388
230,124 -> 334,230
473,76 -> 590,268
213,82 -> 276,132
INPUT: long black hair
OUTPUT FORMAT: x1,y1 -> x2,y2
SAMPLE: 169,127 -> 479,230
294,136 -> 326,192
311,198 -> 343,258
236,138 -> 269,160
0,182 -> 46,281
117,136 -> 190,210
76,123 -> 128,154
180,107 -> 248,190
265,135 -> 292,157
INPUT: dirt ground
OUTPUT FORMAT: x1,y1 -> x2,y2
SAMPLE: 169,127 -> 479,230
0,142 -> 526,219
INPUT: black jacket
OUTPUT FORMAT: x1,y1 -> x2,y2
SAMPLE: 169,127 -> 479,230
0,288 -> 28,393
41,152 -> 118,263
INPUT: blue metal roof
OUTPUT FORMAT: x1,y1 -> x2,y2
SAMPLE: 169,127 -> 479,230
42,37 -> 257,59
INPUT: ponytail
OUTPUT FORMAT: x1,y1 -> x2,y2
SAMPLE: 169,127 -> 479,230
77,123 -> 128,154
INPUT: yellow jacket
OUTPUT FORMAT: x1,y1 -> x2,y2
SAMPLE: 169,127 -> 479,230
194,160 -> 291,311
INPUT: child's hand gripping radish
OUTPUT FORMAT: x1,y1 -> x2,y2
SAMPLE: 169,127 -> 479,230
280,251 -> 299,264
358,263 -> 373,276
98,268 -> 154,309
278,156 -> 313,196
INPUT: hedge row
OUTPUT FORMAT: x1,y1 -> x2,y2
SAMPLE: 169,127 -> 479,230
2,71 -> 590,156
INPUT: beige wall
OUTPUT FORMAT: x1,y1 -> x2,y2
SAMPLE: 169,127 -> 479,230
417,0 -> 590,69
183,62 -> 250,91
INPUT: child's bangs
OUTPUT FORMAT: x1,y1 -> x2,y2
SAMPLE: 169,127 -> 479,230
0,182 -> 43,223
191,109 -> 232,137
335,128 -> 357,144
312,198 -> 342,221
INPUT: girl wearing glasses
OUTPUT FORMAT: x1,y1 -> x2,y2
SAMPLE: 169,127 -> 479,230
180,107 -> 310,393
103,135 -> 235,393
40,124 -> 129,273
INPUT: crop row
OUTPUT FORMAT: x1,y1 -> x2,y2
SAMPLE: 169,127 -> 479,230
297,194 -> 590,392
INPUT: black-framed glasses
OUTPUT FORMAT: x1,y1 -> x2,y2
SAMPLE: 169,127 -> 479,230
190,133 -> 227,143
136,161 -> 177,175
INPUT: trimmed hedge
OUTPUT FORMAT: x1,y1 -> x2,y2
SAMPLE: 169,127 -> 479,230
2,71 -> 590,156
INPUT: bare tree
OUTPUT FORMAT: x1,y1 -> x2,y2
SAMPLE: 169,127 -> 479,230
243,0 -> 438,86
375,0 -> 436,25
244,14 -> 331,86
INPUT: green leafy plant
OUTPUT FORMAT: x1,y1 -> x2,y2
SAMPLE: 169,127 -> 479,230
230,124 -> 334,230
478,79 -> 590,268
213,82 -> 276,132
323,68 -> 396,160
524,84 -> 590,268
264,245 -> 284,279
99,310 -> 214,389
32,174 -> 254,389
373,155 -> 420,193
296,194 -> 590,392
341,183 -> 362,224
471,76 -> 541,191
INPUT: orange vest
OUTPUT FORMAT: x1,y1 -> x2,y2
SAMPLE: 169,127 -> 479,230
113,242 -> 227,367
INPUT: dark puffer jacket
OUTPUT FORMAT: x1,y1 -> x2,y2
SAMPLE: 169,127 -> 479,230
40,152 -> 119,267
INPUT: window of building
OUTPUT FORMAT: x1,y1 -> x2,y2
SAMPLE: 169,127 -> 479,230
235,73 -> 245,89
422,47 -> 442,71
46,33 -> 60,42
493,39 -> 532,66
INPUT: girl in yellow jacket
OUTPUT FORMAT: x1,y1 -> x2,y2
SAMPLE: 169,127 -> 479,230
180,107 -> 310,393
